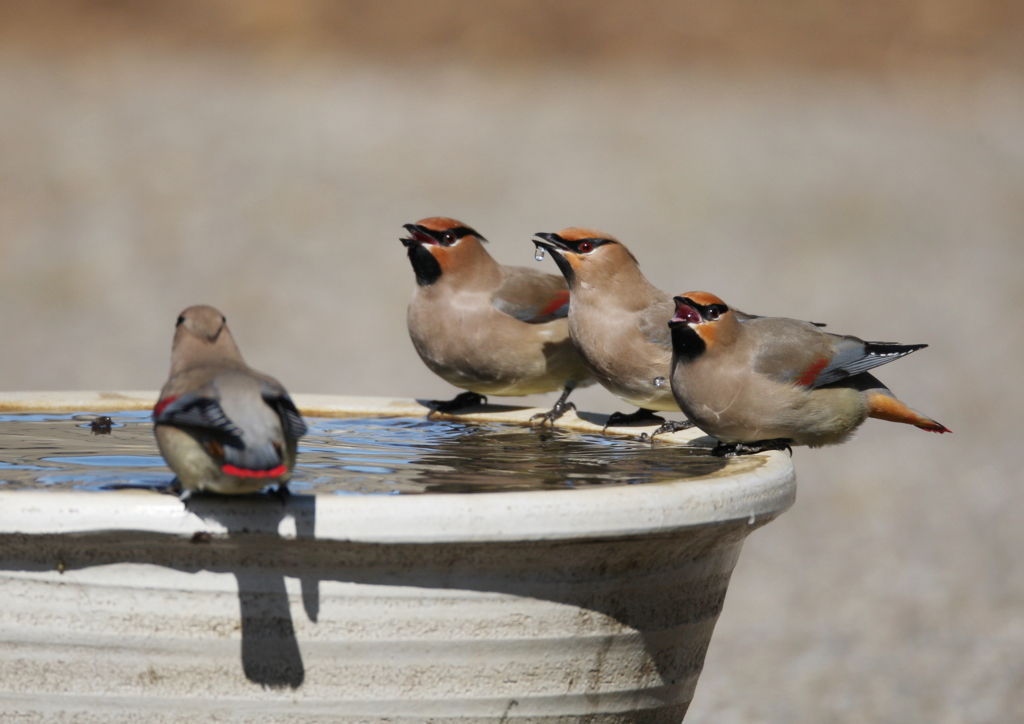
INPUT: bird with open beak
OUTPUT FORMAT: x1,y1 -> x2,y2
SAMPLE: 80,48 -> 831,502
402,217 -> 593,424
532,227 -> 703,436
153,305 -> 307,494
667,292 -> 950,456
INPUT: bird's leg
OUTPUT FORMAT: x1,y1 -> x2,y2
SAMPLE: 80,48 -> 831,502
602,408 -> 666,433
530,383 -> 577,426
425,391 -> 489,418
271,482 -> 291,501
163,477 -> 188,499
645,419 -> 696,441
711,439 -> 794,458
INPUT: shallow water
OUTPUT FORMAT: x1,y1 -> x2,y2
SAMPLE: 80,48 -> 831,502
0,411 -> 723,495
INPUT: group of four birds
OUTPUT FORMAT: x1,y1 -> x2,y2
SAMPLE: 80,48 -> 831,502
153,217 -> 948,495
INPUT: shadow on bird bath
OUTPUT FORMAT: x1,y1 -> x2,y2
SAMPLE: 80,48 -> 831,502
184,494 -> 318,690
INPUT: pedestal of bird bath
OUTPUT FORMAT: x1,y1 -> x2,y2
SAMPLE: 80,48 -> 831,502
0,392 -> 795,723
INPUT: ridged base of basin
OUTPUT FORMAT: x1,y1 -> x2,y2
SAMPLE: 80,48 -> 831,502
1,528 -> 751,722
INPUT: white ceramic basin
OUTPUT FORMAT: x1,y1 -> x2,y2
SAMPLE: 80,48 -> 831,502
0,392 -> 795,723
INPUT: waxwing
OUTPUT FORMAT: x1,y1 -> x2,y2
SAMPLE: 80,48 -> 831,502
402,217 -> 593,424
532,228 -> 695,435
668,292 -> 950,456
153,305 -> 307,494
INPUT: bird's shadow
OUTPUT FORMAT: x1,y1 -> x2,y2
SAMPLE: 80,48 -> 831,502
412,399 -> 533,416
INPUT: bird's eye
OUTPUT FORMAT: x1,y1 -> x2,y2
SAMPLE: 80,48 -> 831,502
176,315 -> 185,326
706,308 -> 720,321
443,231 -> 457,245
578,241 -> 594,253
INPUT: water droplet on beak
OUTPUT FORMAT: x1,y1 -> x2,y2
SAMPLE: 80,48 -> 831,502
653,377 -> 666,388
534,247 -> 546,262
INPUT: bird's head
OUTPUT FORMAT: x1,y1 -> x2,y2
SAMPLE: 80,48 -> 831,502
170,305 -> 245,373
401,217 -> 489,286
668,292 -> 738,352
532,228 -> 639,288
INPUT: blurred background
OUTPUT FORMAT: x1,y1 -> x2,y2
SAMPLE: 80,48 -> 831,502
1,1 -> 1023,721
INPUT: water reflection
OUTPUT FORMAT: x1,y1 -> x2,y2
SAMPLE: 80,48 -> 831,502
0,412 -> 724,494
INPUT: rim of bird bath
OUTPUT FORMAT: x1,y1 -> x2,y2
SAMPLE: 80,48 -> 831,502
0,391 -> 796,542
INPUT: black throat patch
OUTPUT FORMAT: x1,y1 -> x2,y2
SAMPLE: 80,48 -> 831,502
669,323 -> 707,364
407,244 -> 443,286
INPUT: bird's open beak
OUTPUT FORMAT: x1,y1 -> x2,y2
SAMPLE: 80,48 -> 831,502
401,224 -> 438,248
669,297 -> 703,327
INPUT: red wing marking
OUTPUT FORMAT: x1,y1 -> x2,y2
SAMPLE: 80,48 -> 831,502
797,358 -> 830,387
153,395 -> 178,419
538,290 -> 570,317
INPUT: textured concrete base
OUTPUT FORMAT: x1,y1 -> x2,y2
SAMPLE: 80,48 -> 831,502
0,529 -> 748,721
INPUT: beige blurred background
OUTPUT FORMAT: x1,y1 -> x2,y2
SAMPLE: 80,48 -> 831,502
2,2 -> 1023,721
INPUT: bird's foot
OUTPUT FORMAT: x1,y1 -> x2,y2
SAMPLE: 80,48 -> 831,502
530,401 -> 576,427
642,419 -> 696,442
711,439 -> 794,458
271,482 -> 291,501
602,408 -> 665,434
426,392 -> 488,418
163,477 -> 190,500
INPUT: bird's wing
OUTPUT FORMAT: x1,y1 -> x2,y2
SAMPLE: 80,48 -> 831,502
811,338 -> 927,387
257,378 -> 309,439
637,297 -> 677,351
153,387 -> 244,444
491,266 -> 571,323
749,318 -> 843,387
751,318 -> 926,388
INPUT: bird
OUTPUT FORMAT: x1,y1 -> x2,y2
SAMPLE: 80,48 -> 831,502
531,227 -> 696,436
401,217 -> 593,424
667,291 -> 950,456
153,305 -> 308,494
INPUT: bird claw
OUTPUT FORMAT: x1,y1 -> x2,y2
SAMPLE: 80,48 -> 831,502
711,439 -> 794,458
530,401 -> 576,427
647,419 -> 695,441
425,392 -> 488,418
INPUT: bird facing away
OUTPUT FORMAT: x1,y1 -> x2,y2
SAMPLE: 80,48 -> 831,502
153,305 -> 308,494
532,227 -> 695,435
667,292 -> 950,456
401,217 -> 593,424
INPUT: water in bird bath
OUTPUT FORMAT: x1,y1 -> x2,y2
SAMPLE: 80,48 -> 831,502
0,411 -> 725,494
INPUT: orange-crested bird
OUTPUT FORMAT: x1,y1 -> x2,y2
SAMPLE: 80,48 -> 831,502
667,292 -> 950,456
532,228 -> 697,436
402,217 -> 593,424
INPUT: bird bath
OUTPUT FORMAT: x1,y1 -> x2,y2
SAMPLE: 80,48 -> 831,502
0,392 -> 795,723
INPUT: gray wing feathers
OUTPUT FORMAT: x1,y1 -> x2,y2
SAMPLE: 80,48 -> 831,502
491,266 -> 570,322
637,297 -> 677,350
258,379 -> 308,439
155,389 -> 244,443
813,339 -> 927,387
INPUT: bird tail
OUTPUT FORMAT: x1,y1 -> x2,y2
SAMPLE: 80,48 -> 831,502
221,440 -> 287,477
866,391 -> 951,434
